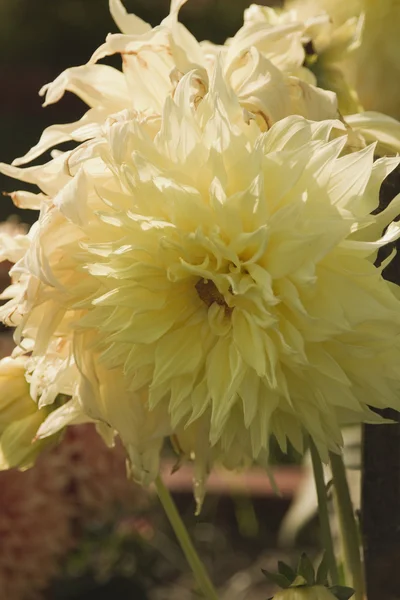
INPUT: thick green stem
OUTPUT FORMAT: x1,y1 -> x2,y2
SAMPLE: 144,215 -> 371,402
155,475 -> 219,600
330,451 -> 365,600
310,439 -> 339,586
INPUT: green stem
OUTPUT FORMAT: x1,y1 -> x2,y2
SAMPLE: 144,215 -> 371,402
155,475 -> 219,600
310,439 -> 339,586
330,451 -> 365,600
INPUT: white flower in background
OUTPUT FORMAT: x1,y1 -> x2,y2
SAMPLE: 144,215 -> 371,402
285,0 -> 400,121
243,3 -> 363,115
0,225 -> 91,460
245,2 -> 400,153
0,356 -> 51,470
285,0 -> 362,24
2,54 -> 400,510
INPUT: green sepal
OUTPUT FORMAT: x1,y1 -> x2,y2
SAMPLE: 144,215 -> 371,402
261,569 -> 291,589
297,553 -> 315,586
291,575 -> 308,587
277,561 -> 296,585
316,553 -> 330,586
329,585 -> 355,600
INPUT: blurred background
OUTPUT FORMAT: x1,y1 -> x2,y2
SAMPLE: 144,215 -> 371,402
0,2 -> 347,600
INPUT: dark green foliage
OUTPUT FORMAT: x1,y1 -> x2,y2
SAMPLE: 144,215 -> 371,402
262,568 -> 292,589
297,553 -> 315,586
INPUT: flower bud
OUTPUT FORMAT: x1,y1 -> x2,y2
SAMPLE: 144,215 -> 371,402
273,586 -> 339,600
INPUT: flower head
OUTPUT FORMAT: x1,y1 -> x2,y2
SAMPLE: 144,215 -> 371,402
2,52 -> 400,509
2,0 -> 400,510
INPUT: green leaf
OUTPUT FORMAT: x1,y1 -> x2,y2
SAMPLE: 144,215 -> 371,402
261,568 -> 291,589
277,561 -> 296,584
297,553 -> 315,586
329,585 -> 355,600
316,553 -> 330,585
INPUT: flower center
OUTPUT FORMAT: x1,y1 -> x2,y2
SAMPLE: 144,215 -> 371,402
195,279 -> 231,313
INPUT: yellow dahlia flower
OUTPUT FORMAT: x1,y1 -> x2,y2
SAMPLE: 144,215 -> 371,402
2,52 -> 400,508
0,356 -> 51,470
0,222 -> 91,466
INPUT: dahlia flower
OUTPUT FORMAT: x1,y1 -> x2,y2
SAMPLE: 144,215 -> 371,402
2,35 -> 400,510
2,0 -> 400,513
0,355 -> 53,470
0,225 -> 90,468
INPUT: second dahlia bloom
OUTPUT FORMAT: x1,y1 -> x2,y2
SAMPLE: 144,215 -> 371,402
0,356 -> 53,470
2,66 -> 400,506
243,3 -> 362,115
286,0 -> 400,121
